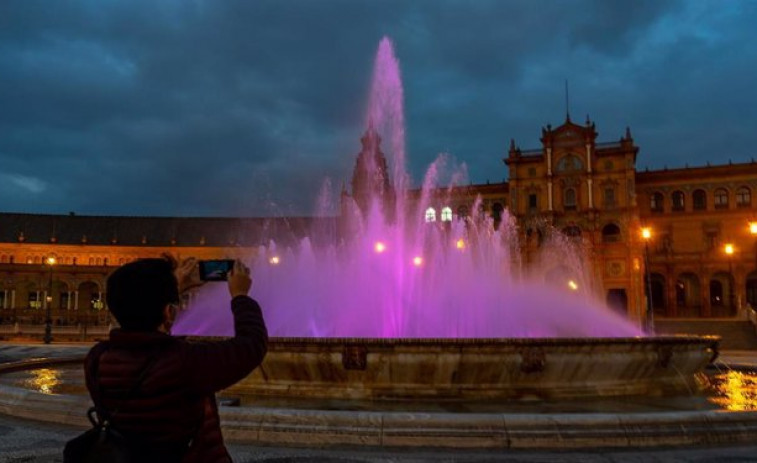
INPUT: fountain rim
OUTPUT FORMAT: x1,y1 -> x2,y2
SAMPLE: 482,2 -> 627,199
206,334 -> 721,346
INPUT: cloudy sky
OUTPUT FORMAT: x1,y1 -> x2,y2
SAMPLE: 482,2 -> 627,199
2,0 -> 756,217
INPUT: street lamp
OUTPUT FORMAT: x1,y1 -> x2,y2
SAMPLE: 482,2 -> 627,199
43,256 -> 56,344
724,243 -> 735,313
641,227 -> 654,333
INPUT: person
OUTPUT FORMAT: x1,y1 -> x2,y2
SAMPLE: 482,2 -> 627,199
84,257 -> 268,462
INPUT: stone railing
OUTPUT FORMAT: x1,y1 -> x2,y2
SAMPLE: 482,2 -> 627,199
0,323 -> 112,340
748,306 -> 757,335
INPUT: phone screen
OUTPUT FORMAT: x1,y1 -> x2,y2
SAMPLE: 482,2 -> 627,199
198,260 -> 234,281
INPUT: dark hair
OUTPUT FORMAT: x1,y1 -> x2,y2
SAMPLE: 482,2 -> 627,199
106,258 -> 179,331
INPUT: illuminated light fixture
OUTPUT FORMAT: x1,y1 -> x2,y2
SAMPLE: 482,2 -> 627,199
724,244 -> 735,255
46,256 -> 56,266
269,256 -> 281,265
568,280 -> 579,291
750,222 -> 757,235
374,241 -> 386,253
641,227 -> 652,240
455,239 -> 466,250
412,256 -> 423,267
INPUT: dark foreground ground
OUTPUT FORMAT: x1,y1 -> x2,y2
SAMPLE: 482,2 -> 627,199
1,412 -> 757,463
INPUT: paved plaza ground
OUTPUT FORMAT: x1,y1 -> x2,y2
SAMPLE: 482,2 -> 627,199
1,343 -> 756,462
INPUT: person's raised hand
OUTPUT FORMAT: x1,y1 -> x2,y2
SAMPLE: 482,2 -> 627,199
175,257 -> 203,294
228,260 -> 252,298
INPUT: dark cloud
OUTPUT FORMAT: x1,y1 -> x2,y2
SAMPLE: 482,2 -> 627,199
1,0 -> 756,216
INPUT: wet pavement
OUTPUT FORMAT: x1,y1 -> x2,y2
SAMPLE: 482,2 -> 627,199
1,412 -> 757,462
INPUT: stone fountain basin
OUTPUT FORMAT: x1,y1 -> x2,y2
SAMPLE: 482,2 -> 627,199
225,336 -> 720,400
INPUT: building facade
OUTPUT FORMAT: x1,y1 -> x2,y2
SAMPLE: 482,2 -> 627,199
1,116 -> 756,336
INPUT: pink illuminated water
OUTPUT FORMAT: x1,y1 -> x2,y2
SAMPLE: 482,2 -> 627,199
173,37 -> 642,339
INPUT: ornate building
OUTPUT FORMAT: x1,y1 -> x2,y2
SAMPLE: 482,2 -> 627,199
384,117 -> 757,322
0,214 -> 323,338
2,116 -> 756,339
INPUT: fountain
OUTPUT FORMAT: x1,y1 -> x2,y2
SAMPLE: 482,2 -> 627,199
0,37 -> 749,450
167,36 -> 716,402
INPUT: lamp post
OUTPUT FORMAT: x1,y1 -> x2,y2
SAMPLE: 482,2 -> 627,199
641,227 -> 654,333
43,256 -> 56,344
724,243 -> 735,314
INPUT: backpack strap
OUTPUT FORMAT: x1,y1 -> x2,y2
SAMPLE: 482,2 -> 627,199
88,343 -> 160,427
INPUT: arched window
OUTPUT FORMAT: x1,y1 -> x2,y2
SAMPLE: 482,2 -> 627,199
424,207 -> 436,223
441,207 -> 453,222
564,188 -> 577,210
671,191 -> 685,211
736,186 -> 751,207
650,192 -> 664,212
456,205 -> 469,219
528,193 -> 538,211
714,188 -> 729,209
693,189 -> 707,211
602,223 -> 621,243
710,280 -> 724,306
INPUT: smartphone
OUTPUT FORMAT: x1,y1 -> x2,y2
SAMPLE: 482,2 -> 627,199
198,259 -> 235,281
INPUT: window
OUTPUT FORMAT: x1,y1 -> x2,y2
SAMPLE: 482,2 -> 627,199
456,205 -> 469,219
528,194 -> 538,211
710,280 -> 724,306
736,187 -> 751,207
693,189 -> 706,210
491,203 -> 504,221
602,223 -> 621,243
555,155 -> 583,173
564,188 -> 577,210
714,188 -> 729,209
650,192 -> 664,212
424,207 -> 436,223
604,188 -> 616,208
60,292 -> 70,310
441,207 -> 452,222
672,191 -> 685,211
28,292 -> 41,309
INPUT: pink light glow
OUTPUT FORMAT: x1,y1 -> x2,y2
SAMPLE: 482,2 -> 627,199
172,37 -> 643,340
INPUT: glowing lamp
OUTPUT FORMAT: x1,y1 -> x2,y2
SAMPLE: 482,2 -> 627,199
374,242 -> 386,253
568,280 -> 579,291
641,227 -> 651,240
412,256 -> 423,267
455,239 -> 466,250
750,222 -> 757,235
724,244 -> 734,255
269,256 -> 281,265
45,256 -> 56,266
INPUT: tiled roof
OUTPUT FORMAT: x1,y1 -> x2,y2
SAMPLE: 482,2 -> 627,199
0,213 -> 337,247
